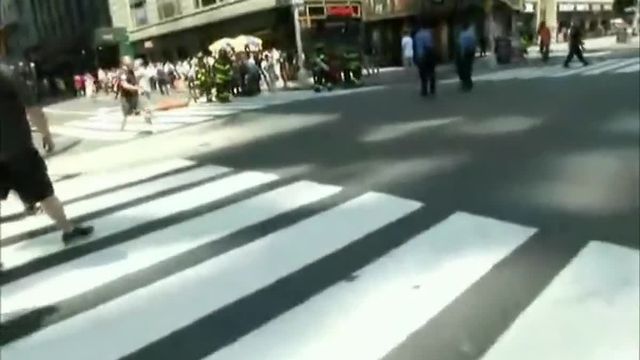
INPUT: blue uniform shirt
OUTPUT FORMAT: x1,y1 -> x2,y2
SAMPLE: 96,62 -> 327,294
414,29 -> 434,61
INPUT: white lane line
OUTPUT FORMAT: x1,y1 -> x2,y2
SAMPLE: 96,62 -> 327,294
0,160 -> 192,218
0,171 -> 275,270
482,241 -> 639,360
581,58 -> 640,75
614,61 -> 640,74
552,59 -> 617,77
474,68 -> 526,81
49,126 -> 141,141
208,212 -> 535,360
0,165 -> 229,243
1,181 -> 340,317
0,192 -> 421,360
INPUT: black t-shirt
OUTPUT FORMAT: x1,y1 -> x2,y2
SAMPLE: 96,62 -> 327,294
0,65 -> 37,157
119,69 -> 138,99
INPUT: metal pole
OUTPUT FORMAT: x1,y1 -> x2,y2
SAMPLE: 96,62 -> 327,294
292,0 -> 312,86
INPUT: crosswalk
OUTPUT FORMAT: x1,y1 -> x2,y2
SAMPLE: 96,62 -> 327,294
48,87 -> 381,142
448,57 -> 640,84
1,159 -> 638,360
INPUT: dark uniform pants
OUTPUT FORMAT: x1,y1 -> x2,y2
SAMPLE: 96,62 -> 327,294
457,50 -> 475,90
418,50 -> 437,95
564,44 -> 588,66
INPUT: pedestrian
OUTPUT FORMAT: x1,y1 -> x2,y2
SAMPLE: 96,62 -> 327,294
414,18 -> 437,97
457,20 -> 477,91
214,49 -> 233,103
564,21 -> 589,67
84,72 -> 95,99
538,21 -> 551,62
401,30 -> 414,69
73,73 -> 84,97
118,57 -> 151,131
0,60 -> 94,270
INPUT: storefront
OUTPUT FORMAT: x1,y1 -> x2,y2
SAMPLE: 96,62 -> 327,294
131,8 -> 294,61
298,0 -> 364,54
557,1 -> 614,37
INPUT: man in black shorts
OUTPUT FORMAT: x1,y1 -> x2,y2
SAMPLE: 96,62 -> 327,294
119,56 -> 151,131
0,61 -> 94,257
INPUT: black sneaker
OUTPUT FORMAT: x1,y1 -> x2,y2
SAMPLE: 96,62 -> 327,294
62,225 -> 94,246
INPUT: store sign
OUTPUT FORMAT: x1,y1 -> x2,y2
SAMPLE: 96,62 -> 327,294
523,2 -> 535,12
591,3 -> 602,11
602,3 -> 612,10
558,3 -> 575,11
575,3 -> 589,11
326,5 -> 360,16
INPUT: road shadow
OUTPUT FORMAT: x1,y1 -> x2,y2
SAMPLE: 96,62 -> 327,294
187,72 -> 640,249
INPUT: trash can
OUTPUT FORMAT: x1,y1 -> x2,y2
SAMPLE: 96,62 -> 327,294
494,37 -> 512,64
616,28 -> 629,43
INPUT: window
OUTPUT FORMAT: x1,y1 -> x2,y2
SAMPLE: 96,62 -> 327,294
201,0 -> 219,7
130,0 -> 149,26
157,0 -> 182,20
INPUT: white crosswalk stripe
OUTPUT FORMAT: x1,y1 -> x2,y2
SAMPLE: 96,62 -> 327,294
470,57 -> 640,83
49,87 -> 383,142
1,160 -> 637,360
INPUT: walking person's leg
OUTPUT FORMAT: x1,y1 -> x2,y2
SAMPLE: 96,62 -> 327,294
6,149 -> 94,245
466,52 -> 475,90
427,54 -> 436,95
418,59 -> 428,96
575,46 -> 589,65
564,47 -> 576,67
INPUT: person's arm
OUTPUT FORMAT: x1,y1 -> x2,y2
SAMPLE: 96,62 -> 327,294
15,79 -> 56,152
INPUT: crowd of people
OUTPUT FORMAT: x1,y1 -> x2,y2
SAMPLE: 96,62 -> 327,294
69,47 -> 300,102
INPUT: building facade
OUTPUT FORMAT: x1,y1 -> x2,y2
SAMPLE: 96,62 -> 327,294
8,0 -> 114,75
109,0 -> 298,61
1,0 -> 39,59
522,0 -> 614,41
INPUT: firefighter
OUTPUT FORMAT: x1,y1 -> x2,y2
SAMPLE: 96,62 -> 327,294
342,46 -> 363,86
214,48 -> 233,103
312,44 -> 332,92
195,53 -> 213,102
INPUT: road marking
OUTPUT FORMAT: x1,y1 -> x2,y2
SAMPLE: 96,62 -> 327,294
1,170 -> 275,270
482,241 -> 639,360
0,193 -> 421,360
614,60 -> 640,73
552,59 -> 618,77
0,159 -> 193,218
0,165 -> 230,244
208,212 -> 535,360
1,181 -> 340,317
580,58 -> 639,75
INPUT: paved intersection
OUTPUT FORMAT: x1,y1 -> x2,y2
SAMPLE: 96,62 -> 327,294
1,158 -> 637,360
1,47 -> 639,360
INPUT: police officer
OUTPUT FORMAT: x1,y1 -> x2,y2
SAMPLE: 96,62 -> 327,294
0,61 -> 94,263
312,44 -> 332,92
342,46 -> 363,86
195,53 -> 213,102
214,49 -> 233,103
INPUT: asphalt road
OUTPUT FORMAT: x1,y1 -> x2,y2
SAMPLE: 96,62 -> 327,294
190,54 -> 640,248
3,46 -> 638,359
184,52 -> 640,357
